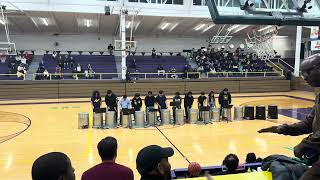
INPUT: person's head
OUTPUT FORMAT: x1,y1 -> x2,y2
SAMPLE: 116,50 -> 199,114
187,91 -> 193,97
159,90 -> 164,95
223,154 -> 239,172
200,92 -> 205,96
92,90 -> 100,98
245,153 -> 257,163
107,90 -> 112,96
175,92 -> 180,96
135,93 -> 140,98
97,136 -> 118,161
123,95 -> 127,99
136,145 -> 174,179
209,91 -> 214,97
223,88 -> 228,94
301,54 -> 320,87
148,91 -> 153,96
32,152 -> 75,180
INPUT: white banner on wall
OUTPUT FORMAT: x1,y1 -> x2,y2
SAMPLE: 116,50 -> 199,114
310,26 -> 320,51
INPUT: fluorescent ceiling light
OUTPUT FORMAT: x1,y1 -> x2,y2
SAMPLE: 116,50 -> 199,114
126,21 -> 131,29
0,19 -> 5,25
227,25 -> 241,32
135,21 -> 141,31
86,19 -> 90,27
194,24 -> 206,31
232,25 -> 250,34
169,23 -> 179,32
161,22 -> 170,30
41,18 -> 48,26
258,25 -> 273,32
202,24 -> 215,33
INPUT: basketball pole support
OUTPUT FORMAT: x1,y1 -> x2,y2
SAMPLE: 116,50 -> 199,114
120,10 -> 126,80
294,26 -> 302,77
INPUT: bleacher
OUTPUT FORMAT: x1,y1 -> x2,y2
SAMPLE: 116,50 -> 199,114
0,61 -> 22,80
42,54 -> 118,79
126,55 -> 187,79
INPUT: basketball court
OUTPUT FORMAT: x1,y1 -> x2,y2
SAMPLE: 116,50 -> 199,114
0,91 -> 315,179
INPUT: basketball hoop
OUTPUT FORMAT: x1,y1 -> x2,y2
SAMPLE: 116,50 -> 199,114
245,25 -> 278,61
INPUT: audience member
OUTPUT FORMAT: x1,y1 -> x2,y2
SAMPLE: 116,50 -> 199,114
245,153 -> 258,172
55,64 -> 62,79
151,48 -> 156,58
17,63 -> 26,78
216,154 -> 244,175
43,69 -> 50,79
184,91 -> 194,122
108,44 -> 114,55
91,90 -> 102,110
85,64 -> 95,79
136,145 -> 174,180
81,137 -> 134,180
52,51 -> 57,59
32,152 -> 75,180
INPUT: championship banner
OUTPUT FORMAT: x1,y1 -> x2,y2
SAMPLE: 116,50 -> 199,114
310,26 -> 320,51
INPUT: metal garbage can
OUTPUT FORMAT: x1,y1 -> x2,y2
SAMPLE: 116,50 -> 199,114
93,112 -> 103,128
78,112 -> 89,129
234,106 -> 243,121
175,109 -> 184,125
106,111 -> 116,128
189,108 -> 199,124
161,109 -> 171,125
135,111 -> 145,127
211,108 -> 220,122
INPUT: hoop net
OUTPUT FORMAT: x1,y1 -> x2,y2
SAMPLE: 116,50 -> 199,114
245,26 -> 278,61
0,50 -> 7,63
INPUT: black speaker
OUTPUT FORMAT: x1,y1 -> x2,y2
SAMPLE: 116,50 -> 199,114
244,106 -> 254,120
255,106 -> 266,120
268,105 -> 278,119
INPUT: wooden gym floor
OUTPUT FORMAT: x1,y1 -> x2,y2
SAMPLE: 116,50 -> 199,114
0,91 -> 316,180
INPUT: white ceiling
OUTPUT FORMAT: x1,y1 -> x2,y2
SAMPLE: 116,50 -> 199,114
0,11 -> 311,38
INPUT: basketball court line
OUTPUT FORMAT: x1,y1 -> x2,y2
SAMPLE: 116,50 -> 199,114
156,126 -> 191,164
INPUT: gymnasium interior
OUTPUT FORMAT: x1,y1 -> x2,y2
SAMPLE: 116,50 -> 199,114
0,0 -> 320,179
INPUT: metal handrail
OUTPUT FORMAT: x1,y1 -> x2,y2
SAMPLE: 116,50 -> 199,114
0,73 -> 26,80
276,58 -> 294,71
206,71 -> 282,78
266,59 -> 284,76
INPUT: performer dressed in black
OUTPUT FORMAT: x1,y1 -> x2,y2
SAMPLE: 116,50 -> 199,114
184,91 -> 194,122
91,90 -> 101,110
132,93 -> 142,111
105,90 -> 118,123
218,88 -> 232,119
172,92 -> 182,124
198,92 -> 207,121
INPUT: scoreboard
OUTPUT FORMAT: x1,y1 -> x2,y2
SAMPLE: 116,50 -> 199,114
310,26 -> 320,51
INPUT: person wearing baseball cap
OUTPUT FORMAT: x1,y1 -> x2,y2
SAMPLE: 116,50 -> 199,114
136,145 -> 174,180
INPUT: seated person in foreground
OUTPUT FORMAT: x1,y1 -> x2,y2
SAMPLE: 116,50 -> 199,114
215,154 -> 245,176
81,136 -> 134,180
32,152 -> 75,180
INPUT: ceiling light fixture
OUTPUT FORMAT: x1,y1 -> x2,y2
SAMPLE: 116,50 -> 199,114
126,22 -> 131,29
0,19 -> 5,25
232,25 -> 250,34
258,25 -> 273,32
169,23 -> 179,32
194,24 -> 206,31
227,25 -> 241,32
86,19 -> 90,27
161,22 -> 170,30
41,18 -> 48,26
202,24 -> 215,33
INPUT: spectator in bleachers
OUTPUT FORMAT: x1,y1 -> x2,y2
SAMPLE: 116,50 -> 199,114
108,44 -> 114,55
17,63 -> 26,78
55,64 -> 62,79
157,64 -> 164,71
125,70 -> 131,83
132,93 -> 142,112
130,58 -> 137,69
170,67 -> 177,78
52,51 -> 57,59
184,91 -> 194,122
85,64 -> 95,79
151,48 -> 156,58
208,91 -> 216,109
63,55 -> 69,70
32,152 -> 75,180
69,56 -> 75,68
172,92 -> 182,124
43,69 -> 50,80
81,137 -> 134,180
35,67 -> 44,80
136,145 -> 174,180
91,90 -> 102,110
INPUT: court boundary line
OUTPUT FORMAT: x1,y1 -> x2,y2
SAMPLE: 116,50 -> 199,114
0,111 -> 31,144
156,126 -> 191,164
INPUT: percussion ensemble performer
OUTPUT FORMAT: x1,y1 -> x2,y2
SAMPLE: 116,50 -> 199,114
132,93 -> 142,112
91,90 -> 102,110
184,91 -> 194,122
105,90 -> 118,122
258,54 -> 320,180
172,92 -> 182,124
156,90 -> 167,120
218,88 -> 232,118
198,92 -> 207,121
145,91 -> 156,121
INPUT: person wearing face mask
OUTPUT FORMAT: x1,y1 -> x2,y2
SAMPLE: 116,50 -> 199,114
218,88 -> 232,119
258,54 -> 320,180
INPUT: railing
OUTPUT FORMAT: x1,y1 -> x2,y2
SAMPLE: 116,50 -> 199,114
0,74 -> 26,80
206,71 -> 283,78
266,59 -> 284,76
272,58 -> 294,72
31,71 -> 282,80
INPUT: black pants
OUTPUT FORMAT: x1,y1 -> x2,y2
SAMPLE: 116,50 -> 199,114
184,106 -> 191,122
158,106 -> 167,121
300,160 -> 320,180
108,106 -> 118,124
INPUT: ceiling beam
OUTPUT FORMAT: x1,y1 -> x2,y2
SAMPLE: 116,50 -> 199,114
148,17 -> 165,35
97,14 -> 102,34
49,12 -> 62,33
73,13 -> 79,33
